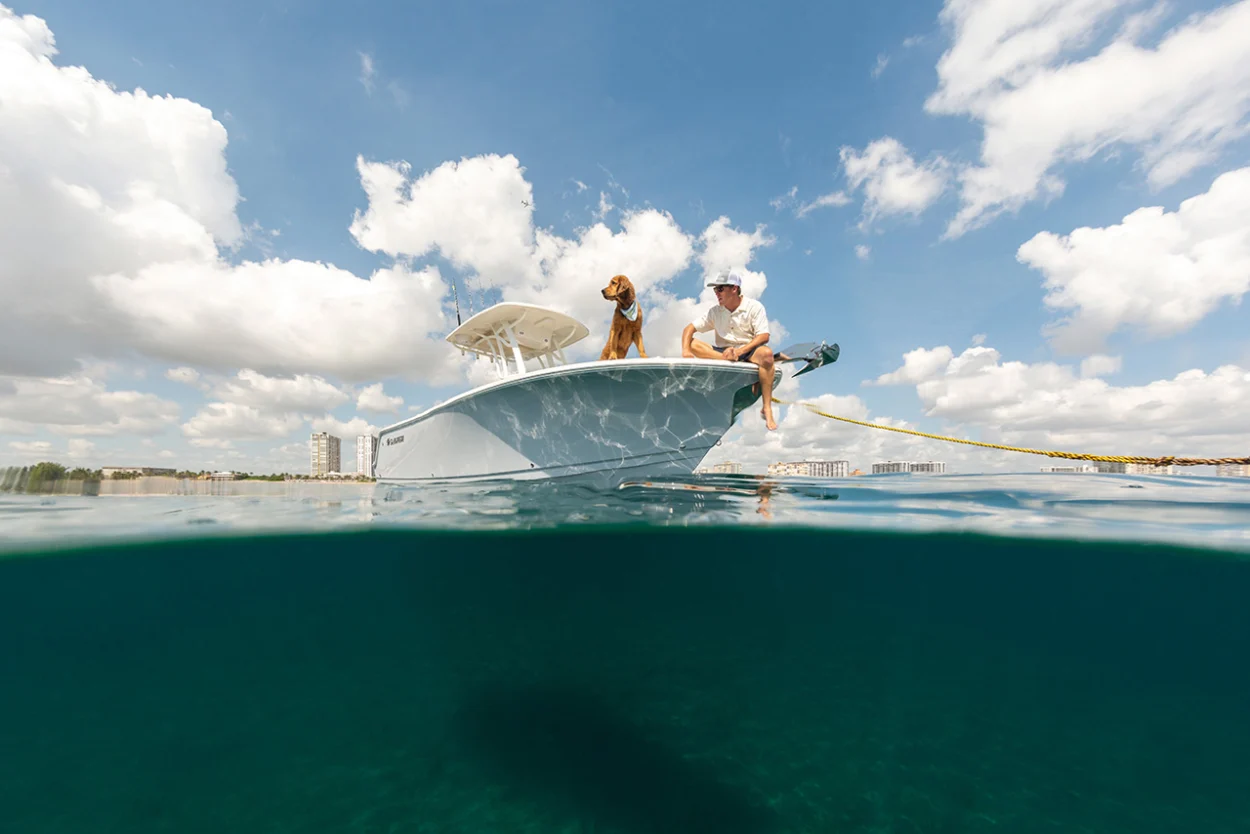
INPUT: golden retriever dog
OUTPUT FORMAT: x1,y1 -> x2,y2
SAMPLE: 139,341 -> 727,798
599,273 -> 647,360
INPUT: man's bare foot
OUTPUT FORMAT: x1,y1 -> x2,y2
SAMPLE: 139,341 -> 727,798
763,410 -> 777,431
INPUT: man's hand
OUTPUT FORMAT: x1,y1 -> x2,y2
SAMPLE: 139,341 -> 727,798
722,347 -> 739,361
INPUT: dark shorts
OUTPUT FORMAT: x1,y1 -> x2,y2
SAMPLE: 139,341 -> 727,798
716,345 -> 758,362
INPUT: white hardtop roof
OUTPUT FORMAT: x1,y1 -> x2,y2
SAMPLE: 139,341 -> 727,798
446,302 -> 589,360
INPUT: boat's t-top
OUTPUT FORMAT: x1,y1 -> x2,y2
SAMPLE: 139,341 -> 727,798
446,303 -> 590,378
444,301 -> 841,382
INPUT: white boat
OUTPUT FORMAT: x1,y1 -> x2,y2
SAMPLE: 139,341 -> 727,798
373,302 -> 838,486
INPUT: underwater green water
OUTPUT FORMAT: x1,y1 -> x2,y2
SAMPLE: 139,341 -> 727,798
2,526 -> 1248,833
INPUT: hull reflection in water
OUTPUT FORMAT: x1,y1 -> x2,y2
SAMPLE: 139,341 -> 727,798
375,360 -> 762,484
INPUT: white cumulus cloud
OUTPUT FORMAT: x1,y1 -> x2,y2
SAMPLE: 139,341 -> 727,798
208,369 -> 350,414
702,375 -> 964,474
0,372 -> 180,436
840,137 -> 950,228
522,207 -> 699,353
0,6 -> 466,385
1018,166 -> 1250,353
349,153 -> 538,287
1080,354 -> 1121,378
874,341 -> 1250,461
9,440 -> 53,456
868,346 -> 956,386
0,4 -> 240,375
310,415 -> 378,438
67,438 -> 95,460
356,382 -> 403,414
182,402 -> 305,444
696,217 -> 774,295
95,261 -> 462,383
928,0 -> 1250,237
347,151 -> 789,361
165,367 -> 201,385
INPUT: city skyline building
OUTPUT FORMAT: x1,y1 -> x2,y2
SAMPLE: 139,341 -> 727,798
310,431 -> 341,477
356,434 -> 379,477
871,460 -> 947,475
767,460 -> 850,477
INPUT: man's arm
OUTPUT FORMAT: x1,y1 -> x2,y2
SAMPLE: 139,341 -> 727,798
681,324 -> 697,358
723,331 -> 769,361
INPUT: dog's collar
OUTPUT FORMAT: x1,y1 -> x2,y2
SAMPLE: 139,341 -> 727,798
620,300 -> 639,321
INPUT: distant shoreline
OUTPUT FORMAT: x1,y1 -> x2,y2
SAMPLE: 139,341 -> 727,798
3,476 -> 377,497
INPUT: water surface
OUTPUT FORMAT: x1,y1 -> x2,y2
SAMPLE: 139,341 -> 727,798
3,472 -> 1249,553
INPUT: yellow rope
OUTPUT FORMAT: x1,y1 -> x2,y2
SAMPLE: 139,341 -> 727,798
770,397 -> 1250,468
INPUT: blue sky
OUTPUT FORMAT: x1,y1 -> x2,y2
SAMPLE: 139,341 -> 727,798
2,0 -> 1249,474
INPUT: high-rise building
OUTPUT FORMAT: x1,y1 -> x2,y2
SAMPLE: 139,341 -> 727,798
871,460 -> 946,474
356,434 -> 379,477
767,460 -> 849,477
1216,463 -> 1250,477
310,432 -> 341,477
1048,462 -> 1177,475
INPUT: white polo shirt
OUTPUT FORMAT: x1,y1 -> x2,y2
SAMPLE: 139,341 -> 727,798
691,297 -> 770,348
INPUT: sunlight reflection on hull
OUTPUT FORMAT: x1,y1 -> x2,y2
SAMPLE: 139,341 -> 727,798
374,361 -> 762,485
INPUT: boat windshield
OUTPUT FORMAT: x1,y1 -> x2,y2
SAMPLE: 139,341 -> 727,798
445,303 -> 590,378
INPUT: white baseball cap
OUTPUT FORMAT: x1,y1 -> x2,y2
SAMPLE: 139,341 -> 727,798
706,271 -> 742,288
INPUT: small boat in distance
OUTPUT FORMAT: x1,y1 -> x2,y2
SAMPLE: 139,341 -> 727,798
373,302 -> 838,486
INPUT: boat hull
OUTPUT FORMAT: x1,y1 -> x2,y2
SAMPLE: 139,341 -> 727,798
374,360 -> 762,485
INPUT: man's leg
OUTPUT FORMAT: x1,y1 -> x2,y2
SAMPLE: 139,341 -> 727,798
746,346 -> 777,430
687,339 -> 722,360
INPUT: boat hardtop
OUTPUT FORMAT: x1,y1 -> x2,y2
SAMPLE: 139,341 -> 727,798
446,302 -> 590,377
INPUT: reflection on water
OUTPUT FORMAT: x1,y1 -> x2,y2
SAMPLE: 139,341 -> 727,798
2,472 -> 1249,554
95,477 -> 347,497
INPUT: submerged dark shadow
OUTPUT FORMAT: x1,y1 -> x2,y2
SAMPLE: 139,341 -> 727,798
450,682 -> 777,834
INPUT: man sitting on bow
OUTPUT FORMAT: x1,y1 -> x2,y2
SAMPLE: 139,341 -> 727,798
681,271 -> 778,431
